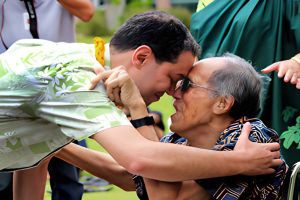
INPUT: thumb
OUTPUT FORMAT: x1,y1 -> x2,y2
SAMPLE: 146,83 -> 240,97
94,65 -> 105,74
261,62 -> 279,73
239,122 -> 252,141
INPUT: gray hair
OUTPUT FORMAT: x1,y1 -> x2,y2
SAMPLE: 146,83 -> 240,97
207,53 -> 262,119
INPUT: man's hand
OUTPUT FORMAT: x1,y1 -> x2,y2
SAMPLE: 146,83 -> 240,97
234,122 -> 282,176
262,59 -> 300,89
90,66 -> 146,115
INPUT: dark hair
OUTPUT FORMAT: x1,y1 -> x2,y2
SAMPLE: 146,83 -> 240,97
110,11 -> 201,63
207,53 -> 262,119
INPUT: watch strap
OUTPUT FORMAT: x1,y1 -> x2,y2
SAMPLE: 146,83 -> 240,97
130,116 -> 155,128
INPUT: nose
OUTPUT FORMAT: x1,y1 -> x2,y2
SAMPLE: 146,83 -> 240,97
166,80 -> 178,96
172,86 -> 182,99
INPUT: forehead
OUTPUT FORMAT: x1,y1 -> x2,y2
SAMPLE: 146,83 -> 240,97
167,51 -> 196,76
189,58 -> 225,82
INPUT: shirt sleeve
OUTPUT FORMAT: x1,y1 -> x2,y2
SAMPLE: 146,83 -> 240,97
36,83 -> 131,140
0,39 -> 131,171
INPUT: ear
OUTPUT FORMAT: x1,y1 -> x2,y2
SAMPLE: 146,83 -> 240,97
213,95 -> 234,115
132,45 -> 153,68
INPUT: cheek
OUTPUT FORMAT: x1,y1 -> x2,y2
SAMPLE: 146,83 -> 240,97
143,70 -> 170,94
135,75 -> 155,96
182,94 -> 210,123
153,70 -> 172,92
145,80 -> 171,98
183,103 -> 198,121
170,105 -> 196,132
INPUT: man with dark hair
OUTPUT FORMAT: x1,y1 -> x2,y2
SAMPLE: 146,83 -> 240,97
110,11 -> 199,64
0,11 -> 281,199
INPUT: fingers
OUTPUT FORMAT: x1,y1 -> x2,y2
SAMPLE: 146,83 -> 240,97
277,63 -> 288,78
113,87 -> 122,105
264,142 -> 280,152
90,66 -> 126,89
257,159 -> 283,175
90,70 -> 112,89
271,158 -> 283,167
262,59 -> 300,89
296,79 -> 300,89
250,158 -> 283,176
90,74 -> 101,89
291,73 -> 298,84
272,149 -> 280,158
93,65 -> 105,75
105,71 -> 120,101
259,168 -> 276,175
261,62 -> 279,73
284,69 -> 293,82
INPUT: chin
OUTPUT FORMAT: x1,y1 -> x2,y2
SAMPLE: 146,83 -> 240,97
170,123 -> 179,133
169,125 -> 175,132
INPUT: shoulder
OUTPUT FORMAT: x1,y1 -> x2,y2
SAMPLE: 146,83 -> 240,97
215,118 -> 279,150
247,118 -> 279,143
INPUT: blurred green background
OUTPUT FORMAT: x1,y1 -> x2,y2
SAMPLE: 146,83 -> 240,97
45,0 -> 196,199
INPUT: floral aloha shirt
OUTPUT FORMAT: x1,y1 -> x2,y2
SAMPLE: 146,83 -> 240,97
0,39 -> 130,171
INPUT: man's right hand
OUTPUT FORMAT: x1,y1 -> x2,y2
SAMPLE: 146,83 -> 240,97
90,66 -> 148,118
234,122 -> 283,176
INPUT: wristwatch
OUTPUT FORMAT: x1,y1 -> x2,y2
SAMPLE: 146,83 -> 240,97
130,116 -> 155,128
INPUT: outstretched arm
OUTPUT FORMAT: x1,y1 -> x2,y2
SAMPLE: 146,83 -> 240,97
262,53 -> 300,89
58,0 -> 95,22
91,123 -> 281,181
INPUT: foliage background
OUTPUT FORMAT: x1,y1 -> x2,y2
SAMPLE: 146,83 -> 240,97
76,1 -> 193,38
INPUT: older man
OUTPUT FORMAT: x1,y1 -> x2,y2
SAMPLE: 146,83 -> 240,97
131,54 -> 288,200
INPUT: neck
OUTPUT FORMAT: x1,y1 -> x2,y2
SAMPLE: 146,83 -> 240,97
183,117 -> 234,149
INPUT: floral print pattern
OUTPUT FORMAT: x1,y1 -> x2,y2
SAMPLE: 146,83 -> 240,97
0,39 -> 130,171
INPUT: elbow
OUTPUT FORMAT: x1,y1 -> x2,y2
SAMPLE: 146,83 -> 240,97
125,158 -> 149,176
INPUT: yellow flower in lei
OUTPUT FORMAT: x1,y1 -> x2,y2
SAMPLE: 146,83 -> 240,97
94,37 -> 105,66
